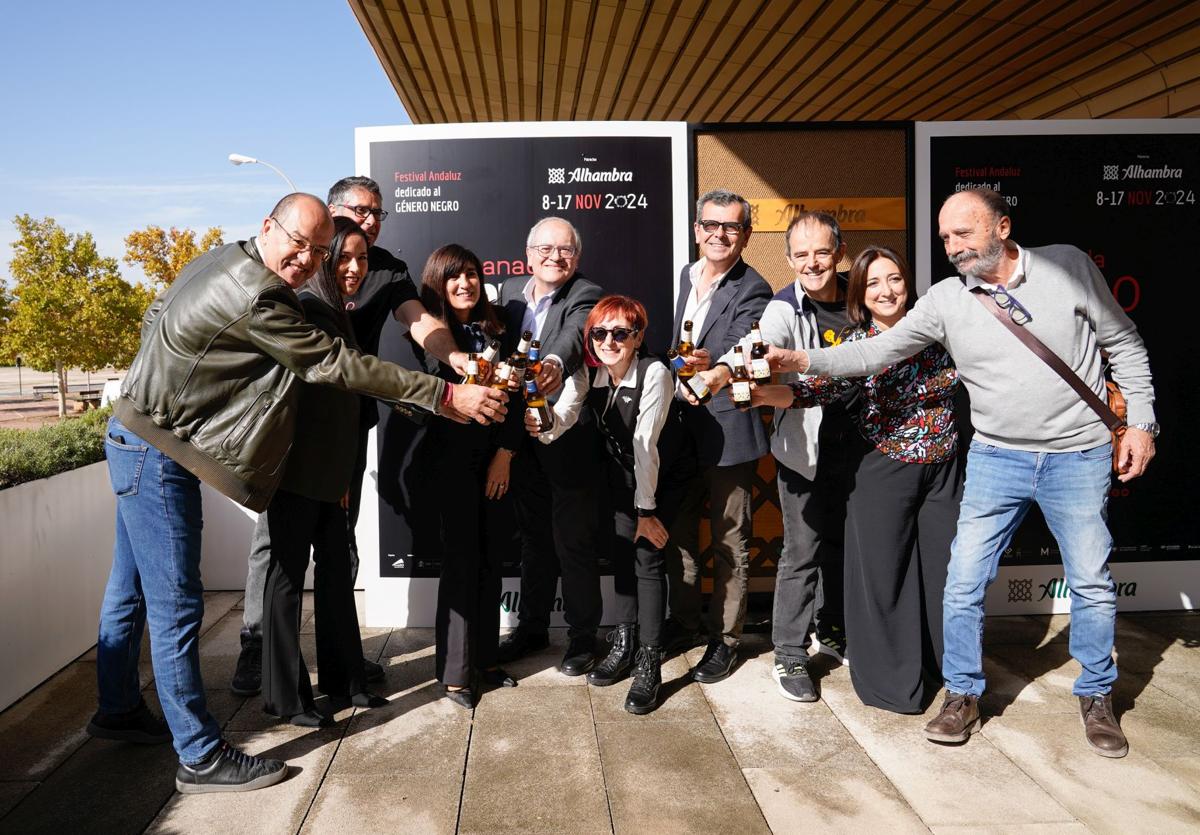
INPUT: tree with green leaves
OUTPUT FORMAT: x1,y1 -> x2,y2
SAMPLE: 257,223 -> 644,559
1,215 -> 153,417
124,225 -> 223,289
0,276 -> 12,351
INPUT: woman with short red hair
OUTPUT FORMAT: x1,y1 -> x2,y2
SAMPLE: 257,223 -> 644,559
526,294 -> 696,713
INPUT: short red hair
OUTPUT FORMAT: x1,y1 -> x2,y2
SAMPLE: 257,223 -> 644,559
583,294 -> 648,366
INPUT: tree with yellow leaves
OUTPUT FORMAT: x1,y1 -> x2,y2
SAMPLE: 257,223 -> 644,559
123,225 -> 223,289
2,216 -> 152,417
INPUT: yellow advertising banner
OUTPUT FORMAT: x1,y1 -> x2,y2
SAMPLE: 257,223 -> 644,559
748,197 -> 907,232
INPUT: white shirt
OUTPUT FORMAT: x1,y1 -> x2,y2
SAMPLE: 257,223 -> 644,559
679,257 -> 733,341
539,361 -> 673,511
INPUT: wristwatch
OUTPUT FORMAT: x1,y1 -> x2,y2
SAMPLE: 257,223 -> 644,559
1129,422 -> 1160,438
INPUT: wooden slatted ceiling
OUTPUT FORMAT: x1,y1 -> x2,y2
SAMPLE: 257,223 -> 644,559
348,0 -> 1200,123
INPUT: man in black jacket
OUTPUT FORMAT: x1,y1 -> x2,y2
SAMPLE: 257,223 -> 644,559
495,216 -> 604,675
669,189 -> 771,683
94,194 -> 505,795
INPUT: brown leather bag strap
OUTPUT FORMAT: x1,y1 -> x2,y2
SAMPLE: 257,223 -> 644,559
970,287 -> 1125,431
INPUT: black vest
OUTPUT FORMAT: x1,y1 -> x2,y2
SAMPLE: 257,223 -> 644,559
586,355 -> 693,491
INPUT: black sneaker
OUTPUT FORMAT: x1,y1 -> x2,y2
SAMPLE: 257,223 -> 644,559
815,627 -> 848,666
231,635 -> 262,696
772,656 -> 818,702
175,741 -> 287,794
86,699 -> 171,744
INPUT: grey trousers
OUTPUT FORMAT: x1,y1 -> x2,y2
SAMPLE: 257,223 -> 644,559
241,516 -> 271,639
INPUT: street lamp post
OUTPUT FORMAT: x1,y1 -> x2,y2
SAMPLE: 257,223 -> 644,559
227,153 -> 298,192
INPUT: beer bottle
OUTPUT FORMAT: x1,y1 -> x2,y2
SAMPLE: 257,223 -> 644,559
524,369 -> 554,430
478,340 -> 500,384
749,321 -> 771,381
685,370 -> 712,405
528,339 -> 543,376
667,347 -> 687,376
675,320 -> 696,379
490,360 -> 512,391
730,346 -> 752,411
463,352 -> 480,385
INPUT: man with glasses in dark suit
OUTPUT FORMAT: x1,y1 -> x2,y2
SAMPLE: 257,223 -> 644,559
495,217 -> 604,676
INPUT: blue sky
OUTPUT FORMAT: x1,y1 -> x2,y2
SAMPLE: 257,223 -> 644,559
0,1 -> 411,284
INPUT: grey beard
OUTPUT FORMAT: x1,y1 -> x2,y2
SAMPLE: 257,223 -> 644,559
951,238 -> 1005,278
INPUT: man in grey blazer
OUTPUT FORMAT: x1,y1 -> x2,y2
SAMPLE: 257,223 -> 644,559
495,217 -> 605,675
667,189 -> 771,683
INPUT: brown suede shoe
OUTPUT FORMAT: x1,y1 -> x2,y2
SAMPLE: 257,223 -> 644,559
1079,694 -> 1128,758
924,692 -> 981,743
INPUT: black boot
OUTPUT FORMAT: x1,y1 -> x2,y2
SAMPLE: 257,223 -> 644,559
624,644 -> 664,715
587,624 -> 636,687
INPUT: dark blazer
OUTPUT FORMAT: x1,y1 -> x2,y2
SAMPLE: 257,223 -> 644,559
500,270 -> 603,485
673,258 -> 772,467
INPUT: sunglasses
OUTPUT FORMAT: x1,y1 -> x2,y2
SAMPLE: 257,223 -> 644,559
589,326 -> 639,343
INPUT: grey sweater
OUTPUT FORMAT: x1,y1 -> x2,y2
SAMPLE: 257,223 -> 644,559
806,244 -> 1155,453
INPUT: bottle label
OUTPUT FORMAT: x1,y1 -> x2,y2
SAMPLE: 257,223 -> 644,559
529,345 -> 540,361
467,360 -> 480,376
732,380 -> 751,403
688,376 -> 710,398
750,358 -> 771,380
670,353 -> 687,372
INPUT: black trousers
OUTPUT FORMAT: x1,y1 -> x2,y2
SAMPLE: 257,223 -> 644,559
434,429 -> 503,687
511,440 -> 601,639
344,422 -> 372,584
844,445 -> 962,714
262,489 -> 366,717
606,460 -> 690,647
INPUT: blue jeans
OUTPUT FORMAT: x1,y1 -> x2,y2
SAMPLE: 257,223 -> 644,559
97,417 -> 221,765
943,439 -> 1116,698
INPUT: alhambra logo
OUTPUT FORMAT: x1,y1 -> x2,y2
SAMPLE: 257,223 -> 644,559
1008,578 -> 1033,602
567,167 -> 633,183
547,167 -> 566,184
1102,163 -> 1183,180
1037,577 -> 1138,601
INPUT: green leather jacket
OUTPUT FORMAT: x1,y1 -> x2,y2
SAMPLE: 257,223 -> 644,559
114,239 -> 444,511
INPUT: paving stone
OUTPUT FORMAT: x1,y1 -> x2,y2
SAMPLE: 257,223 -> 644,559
982,615 -> 1067,648
744,753 -> 927,834
0,662 -> 98,780
0,782 -> 37,819
301,773 -> 457,835
1123,613 -> 1200,648
495,629 -> 587,687
978,653 -> 1072,718
699,646 -> 855,768
147,726 -> 343,835
0,734 -> 178,835
983,711 -> 1200,833
460,686 -> 608,834
930,825 -> 1089,834
586,652 -> 711,723
597,719 -> 769,835
819,671 -> 1075,827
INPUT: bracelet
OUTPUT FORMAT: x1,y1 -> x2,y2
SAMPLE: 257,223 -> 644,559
441,382 -> 454,409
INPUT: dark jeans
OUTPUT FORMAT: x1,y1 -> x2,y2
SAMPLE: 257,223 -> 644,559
97,418 -> 221,765
261,489 -> 366,717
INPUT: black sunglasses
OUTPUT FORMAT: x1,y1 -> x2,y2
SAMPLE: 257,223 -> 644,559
589,326 -> 639,343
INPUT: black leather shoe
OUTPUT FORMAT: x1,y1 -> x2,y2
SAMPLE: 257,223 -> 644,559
496,629 -> 551,663
287,709 -> 332,728
661,619 -> 704,656
560,635 -> 597,676
175,741 -> 287,794
587,624 -> 636,686
231,634 -> 262,696
362,657 -> 385,683
444,686 -> 475,709
625,645 -> 664,715
479,667 -> 518,688
350,692 -> 389,709
692,640 -> 737,683
86,699 -> 171,744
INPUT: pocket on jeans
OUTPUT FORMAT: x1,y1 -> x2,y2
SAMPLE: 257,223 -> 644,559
1078,442 -> 1113,461
969,439 -> 999,455
106,433 -> 148,497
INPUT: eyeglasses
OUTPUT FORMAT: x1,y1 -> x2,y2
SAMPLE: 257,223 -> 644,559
992,286 -> 1033,326
589,326 -> 639,343
270,217 -> 331,262
528,244 -> 577,259
697,219 -> 745,236
338,204 -> 388,221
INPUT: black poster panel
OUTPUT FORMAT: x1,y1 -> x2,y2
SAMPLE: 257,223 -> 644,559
928,131 -> 1199,566
368,134 -> 676,578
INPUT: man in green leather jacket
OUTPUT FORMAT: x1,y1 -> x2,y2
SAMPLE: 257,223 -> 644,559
89,194 -> 506,795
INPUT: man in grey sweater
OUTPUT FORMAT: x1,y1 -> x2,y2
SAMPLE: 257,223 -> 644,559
762,187 -> 1156,758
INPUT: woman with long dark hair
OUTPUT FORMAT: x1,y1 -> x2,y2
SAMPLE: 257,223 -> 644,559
526,295 -> 696,714
751,246 -> 962,714
416,243 -> 521,708
260,217 -> 387,726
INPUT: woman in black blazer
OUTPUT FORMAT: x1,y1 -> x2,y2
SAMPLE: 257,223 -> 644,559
527,294 -> 696,714
261,217 -> 388,726
415,244 -> 523,708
